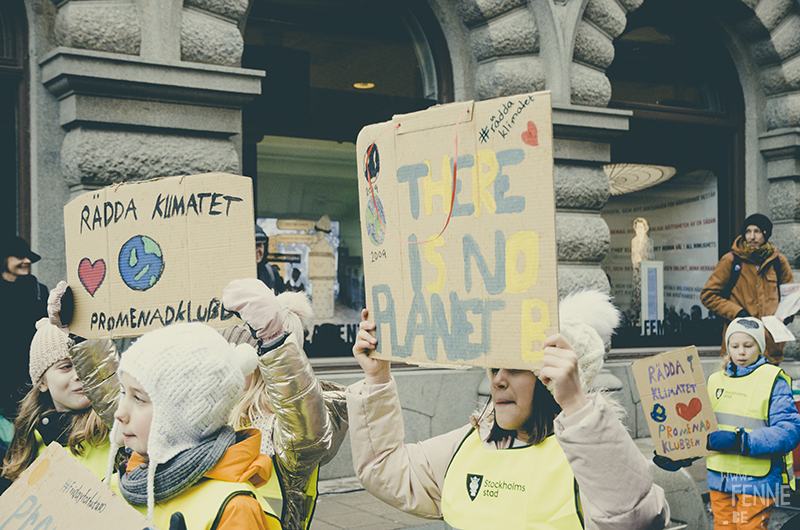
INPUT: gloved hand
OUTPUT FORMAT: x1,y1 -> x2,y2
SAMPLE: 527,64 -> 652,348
47,281 -> 73,331
736,309 -> 750,319
169,512 -> 187,530
652,453 -> 699,472
707,429 -> 744,453
222,278 -> 285,343
784,314 -> 795,325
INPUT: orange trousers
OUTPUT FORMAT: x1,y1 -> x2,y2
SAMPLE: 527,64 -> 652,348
709,489 -> 775,529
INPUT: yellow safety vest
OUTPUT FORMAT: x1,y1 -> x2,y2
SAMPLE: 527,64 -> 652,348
441,429 -> 584,530
257,459 -> 320,530
35,430 -> 110,481
130,478 -> 281,530
707,363 -> 795,489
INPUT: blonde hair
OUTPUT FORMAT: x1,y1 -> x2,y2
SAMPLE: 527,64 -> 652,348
229,369 -> 274,430
2,382 -> 107,482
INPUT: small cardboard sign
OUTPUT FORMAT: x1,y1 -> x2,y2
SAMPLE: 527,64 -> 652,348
632,346 -> 718,459
356,91 -> 557,370
63,173 -> 254,339
0,442 -> 153,529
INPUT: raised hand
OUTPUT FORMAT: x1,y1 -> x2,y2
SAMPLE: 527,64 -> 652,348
538,333 -> 589,416
353,309 -> 391,385
222,278 -> 285,343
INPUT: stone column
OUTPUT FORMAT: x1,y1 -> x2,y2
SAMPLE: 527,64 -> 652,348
42,0 -> 262,195
552,105 -> 631,298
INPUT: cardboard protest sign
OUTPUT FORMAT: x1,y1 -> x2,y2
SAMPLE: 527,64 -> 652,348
632,346 -> 717,459
356,91 -> 557,370
0,442 -> 153,529
64,173 -> 254,339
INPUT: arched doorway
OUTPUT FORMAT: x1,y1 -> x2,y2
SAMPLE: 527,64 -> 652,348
602,0 -> 744,349
0,2 -> 29,240
241,0 -> 451,356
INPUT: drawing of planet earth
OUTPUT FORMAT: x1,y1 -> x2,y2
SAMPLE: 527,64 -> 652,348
365,195 -> 386,246
118,235 -> 164,291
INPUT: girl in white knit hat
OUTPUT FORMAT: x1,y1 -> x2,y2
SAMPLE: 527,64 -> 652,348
108,321 -> 281,530
2,318 -> 110,483
346,291 -> 670,530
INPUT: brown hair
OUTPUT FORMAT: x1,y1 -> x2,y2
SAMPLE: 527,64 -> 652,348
2,383 -> 107,482
485,378 -> 562,446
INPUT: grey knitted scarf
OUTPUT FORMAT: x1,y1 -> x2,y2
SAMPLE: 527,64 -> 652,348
118,426 -> 237,505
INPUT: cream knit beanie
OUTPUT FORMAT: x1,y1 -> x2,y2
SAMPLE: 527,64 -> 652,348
109,322 -> 258,520
537,290 -> 620,392
725,317 -> 766,354
29,317 -> 74,383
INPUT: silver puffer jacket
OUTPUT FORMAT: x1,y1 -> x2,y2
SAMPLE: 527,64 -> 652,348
221,322 -> 348,530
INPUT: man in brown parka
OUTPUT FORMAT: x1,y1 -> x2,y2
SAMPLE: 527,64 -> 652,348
701,214 -> 794,364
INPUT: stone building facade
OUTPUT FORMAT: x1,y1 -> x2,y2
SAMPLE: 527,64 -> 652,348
16,0 -> 799,312
7,1 -> 800,510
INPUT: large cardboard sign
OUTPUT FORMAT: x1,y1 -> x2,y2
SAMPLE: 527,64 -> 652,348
356,91 -> 557,370
0,442 -> 153,529
632,346 -> 718,459
64,173 -> 254,339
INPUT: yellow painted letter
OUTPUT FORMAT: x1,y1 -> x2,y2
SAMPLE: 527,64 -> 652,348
425,235 -> 446,293
472,149 -> 498,217
506,231 -> 539,293
521,299 -> 549,362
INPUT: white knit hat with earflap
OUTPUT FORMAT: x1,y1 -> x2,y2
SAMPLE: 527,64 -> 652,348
107,322 -> 258,520
29,317 -> 74,384
537,290 -> 621,392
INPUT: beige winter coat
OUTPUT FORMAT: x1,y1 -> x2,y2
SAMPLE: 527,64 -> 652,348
346,378 -> 669,530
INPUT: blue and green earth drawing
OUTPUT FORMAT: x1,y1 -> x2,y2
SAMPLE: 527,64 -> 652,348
118,235 -> 164,291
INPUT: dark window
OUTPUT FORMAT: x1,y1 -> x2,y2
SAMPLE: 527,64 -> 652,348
604,0 -> 743,350
242,0 -> 451,358
0,2 -> 27,240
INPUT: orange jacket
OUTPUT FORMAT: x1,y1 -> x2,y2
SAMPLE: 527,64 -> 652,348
128,429 -> 278,530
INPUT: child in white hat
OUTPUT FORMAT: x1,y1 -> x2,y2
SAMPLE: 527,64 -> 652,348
2,318 -> 110,482
107,322 -> 281,530
705,316 -> 800,529
346,290 -> 669,529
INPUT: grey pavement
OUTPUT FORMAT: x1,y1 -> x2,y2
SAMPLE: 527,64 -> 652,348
314,477 -> 443,530
312,438 -> 800,530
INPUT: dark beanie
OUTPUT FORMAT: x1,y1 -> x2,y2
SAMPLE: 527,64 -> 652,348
741,214 -> 772,242
255,224 -> 267,244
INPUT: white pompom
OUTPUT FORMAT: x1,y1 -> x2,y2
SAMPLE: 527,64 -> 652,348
231,343 -> 258,376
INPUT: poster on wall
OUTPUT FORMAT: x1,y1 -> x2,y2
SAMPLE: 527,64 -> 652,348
356,91 -> 558,370
258,217 -> 340,299
601,170 -> 719,332
63,173 -> 253,339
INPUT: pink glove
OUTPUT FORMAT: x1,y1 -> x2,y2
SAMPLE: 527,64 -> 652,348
222,278 -> 285,343
48,280 -> 70,332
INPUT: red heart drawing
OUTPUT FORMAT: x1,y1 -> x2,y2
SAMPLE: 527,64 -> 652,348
521,121 -> 538,146
675,398 -> 702,421
78,258 -> 106,297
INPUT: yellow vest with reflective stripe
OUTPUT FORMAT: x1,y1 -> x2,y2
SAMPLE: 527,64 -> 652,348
707,363 -> 795,488
130,478 -> 281,530
441,429 -> 584,530
35,430 -> 110,482
256,459 -> 320,530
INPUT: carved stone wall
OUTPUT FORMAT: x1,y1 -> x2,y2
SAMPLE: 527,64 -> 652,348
453,0 -> 630,296
45,0 -> 261,190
